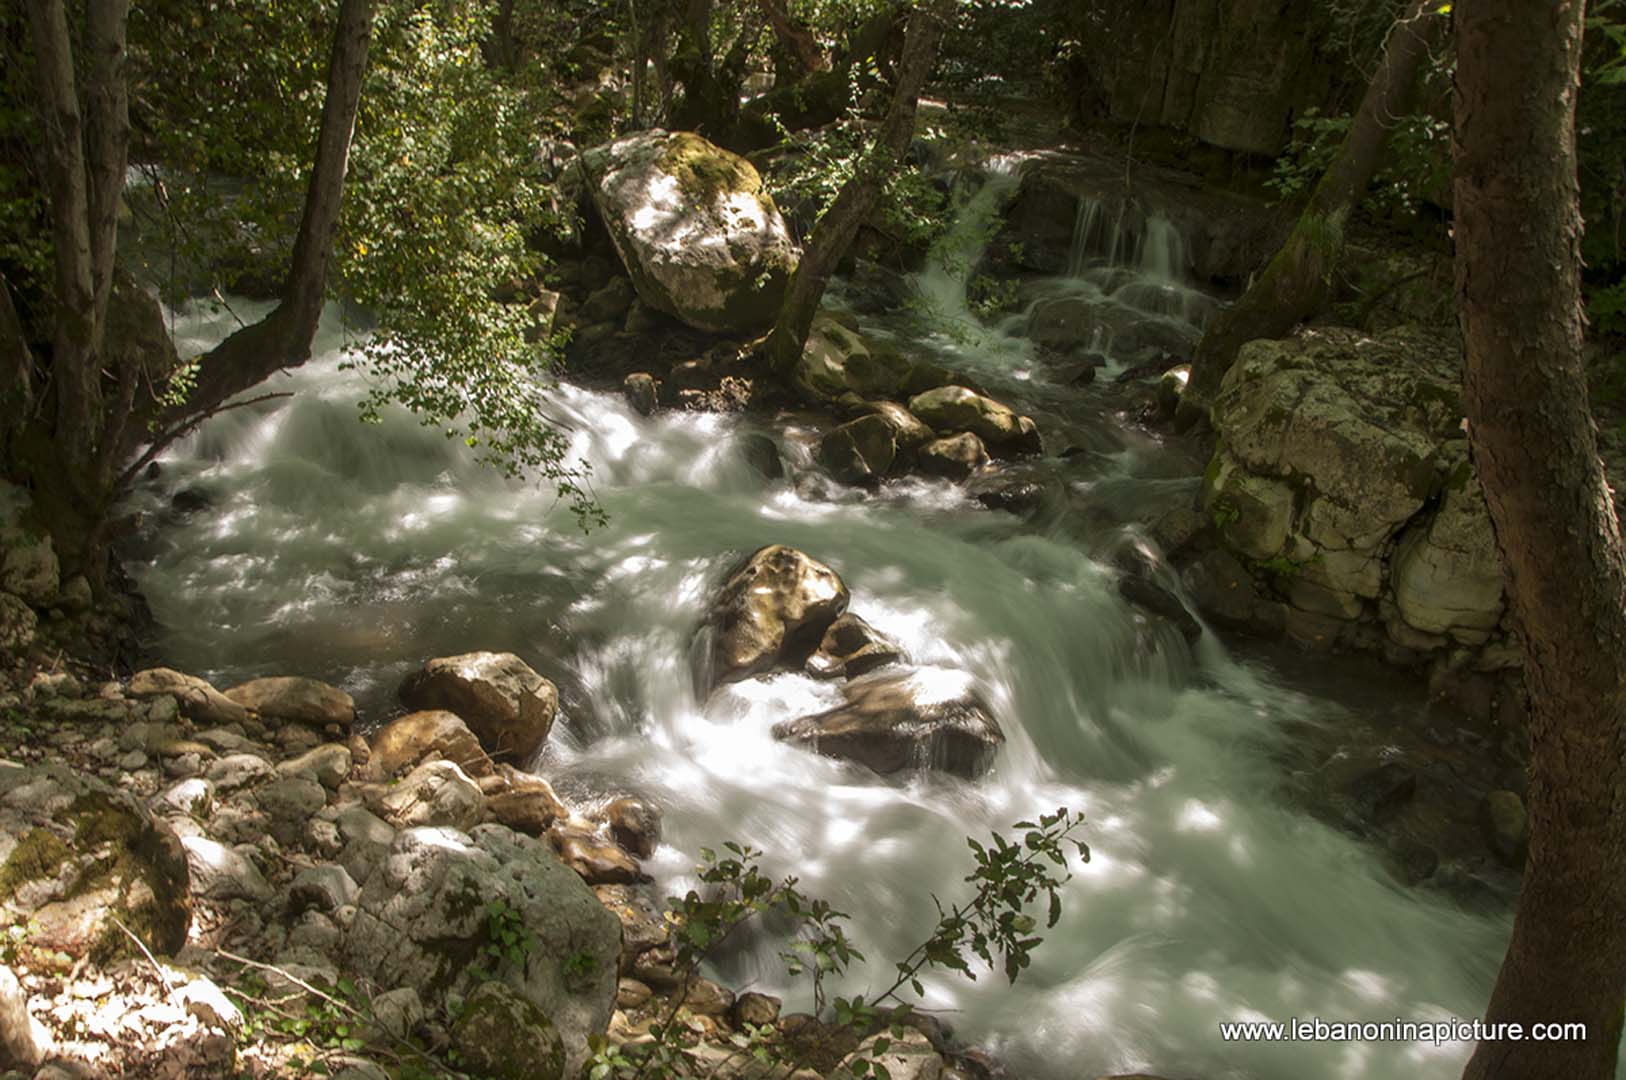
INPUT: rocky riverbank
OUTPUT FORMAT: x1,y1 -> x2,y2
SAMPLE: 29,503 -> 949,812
0,641 -> 1013,1080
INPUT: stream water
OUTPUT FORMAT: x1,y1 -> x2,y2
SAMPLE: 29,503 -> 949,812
126,163 -> 1514,1080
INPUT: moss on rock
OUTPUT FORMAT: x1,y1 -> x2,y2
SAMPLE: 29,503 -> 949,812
451,981 -> 567,1080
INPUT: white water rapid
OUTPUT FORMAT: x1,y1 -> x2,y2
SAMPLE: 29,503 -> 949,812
128,172 -> 1516,1080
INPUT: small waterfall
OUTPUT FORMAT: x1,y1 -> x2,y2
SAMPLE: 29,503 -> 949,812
1066,196 -> 1189,282
1055,194 -> 1212,337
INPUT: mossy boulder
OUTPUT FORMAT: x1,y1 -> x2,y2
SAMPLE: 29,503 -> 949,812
0,765 -> 191,963
346,824 -> 619,1077
581,130 -> 799,333
451,982 -> 566,1080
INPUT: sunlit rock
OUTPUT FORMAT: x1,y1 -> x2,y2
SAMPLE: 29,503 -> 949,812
601,796 -> 661,859
549,821 -> 647,885
129,668 -> 248,726
794,313 -> 913,403
367,709 -> 494,781
365,759 -> 485,832
582,130 -> 798,333
483,766 -> 568,837
805,613 -> 904,680
181,835 -> 272,902
347,824 -> 620,1075
773,669 -> 1005,778
0,766 -> 192,961
907,385 -> 1040,454
916,432 -> 989,481
702,545 -> 850,692
224,676 -> 355,730
399,652 -> 558,764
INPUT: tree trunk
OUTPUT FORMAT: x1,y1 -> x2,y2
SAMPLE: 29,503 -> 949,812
762,0 -> 947,375
1181,0 -> 1440,418
17,0 -> 375,591
177,0 -> 374,428
1455,2 -> 1626,1079
757,0 -> 827,81
26,0 -> 100,463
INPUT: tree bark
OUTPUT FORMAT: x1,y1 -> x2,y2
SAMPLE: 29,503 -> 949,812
26,0 -> 99,459
762,0 -> 947,375
1455,2 -> 1626,1079
1181,0 -> 1440,418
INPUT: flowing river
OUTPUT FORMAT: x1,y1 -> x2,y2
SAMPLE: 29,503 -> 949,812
125,163 -> 1512,1080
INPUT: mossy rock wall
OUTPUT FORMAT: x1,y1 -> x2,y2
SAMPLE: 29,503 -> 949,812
1198,325 -> 1509,659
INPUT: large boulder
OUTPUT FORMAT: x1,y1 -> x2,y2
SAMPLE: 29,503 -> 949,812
346,824 -> 620,1076
0,765 -> 191,962
399,653 -> 559,764
703,546 -> 850,691
772,669 -> 1004,778
581,130 -> 798,333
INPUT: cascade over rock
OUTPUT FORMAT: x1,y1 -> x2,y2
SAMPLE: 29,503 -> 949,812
580,130 -> 798,333
702,545 -> 850,692
773,668 -> 1005,778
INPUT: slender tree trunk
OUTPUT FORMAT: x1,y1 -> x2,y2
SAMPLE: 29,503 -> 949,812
17,0 -> 375,590
26,0 -> 99,461
762,0 -> 947,375
1455,2 -> 1626,1079
178,0 -> 374,426
1181,0 -> 1440,418
757,0 -> 826,81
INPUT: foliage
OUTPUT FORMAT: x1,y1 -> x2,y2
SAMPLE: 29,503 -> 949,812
766,100 -> 949,255
586,809 -> 1088,1079
472,897 -> 537,980
7,0 -> 604,529
1265,106 -> 1451,218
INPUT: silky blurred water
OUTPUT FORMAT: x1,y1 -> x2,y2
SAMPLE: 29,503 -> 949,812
125,171 -> 1516,1080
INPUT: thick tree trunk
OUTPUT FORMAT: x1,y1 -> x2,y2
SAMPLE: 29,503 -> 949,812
17,0 -> 374,590
1455,3 -> 1626,1079
1181,0 -> 1440,417
762,0 -> 947,375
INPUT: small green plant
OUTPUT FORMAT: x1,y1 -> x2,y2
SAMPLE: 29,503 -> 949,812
586,809 -> 1089,1079
967,274 -> 1020,320
1211,501 -> 1240,529
474,898 -> 536,979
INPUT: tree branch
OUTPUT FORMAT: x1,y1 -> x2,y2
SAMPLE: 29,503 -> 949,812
168,0 -> 374,437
